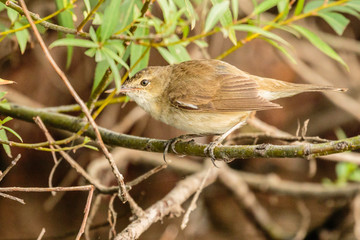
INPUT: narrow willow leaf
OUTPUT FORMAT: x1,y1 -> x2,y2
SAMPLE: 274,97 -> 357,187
7,7 -> 18,23
277,0 -> 289,21
2,126 -> 22,142
168,35 -> 191,62
157,47 -> 178,64
55,0 -> 75,69
252,0 -> 282,15
294,0 -> 305,15
117,0 -> 135,33
104,54 -> 121,91
84,0 -> 91,12
1,116 -> 12,124
211,0 -> 233,28
233,24 -> 289,46
291,25 -> 348,69
0,3 -> 6,11
130,26 -> 150,77
204,1 -> 229,32
101,0 -> 122,42
50,38 -> 99,48
346,1 -> 360,12
263,38 -> 296,64
232,0 -> 239,20
303,0 -> 336,13
318,12 -> 350,35
228,27 -> 237,45
14,22 -> 29,54
0,129 -> 11,158
102,47 -> 129,70
158,0 -> 171,22
92,61 -> 110,94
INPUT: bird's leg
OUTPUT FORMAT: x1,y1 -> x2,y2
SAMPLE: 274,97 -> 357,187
163,133 -> 215,162
204,121 -> 247,166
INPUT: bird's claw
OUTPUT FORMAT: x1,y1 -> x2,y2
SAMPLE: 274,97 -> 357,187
163,137 -> 182,163
204,142 -> 219,167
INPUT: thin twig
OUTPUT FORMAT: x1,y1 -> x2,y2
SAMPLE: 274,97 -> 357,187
108,193 -> 118,239
0,192 -> 25,204
76,185 -> 95,240
115,167 -> 219,240
85,194 -> 103,240
0,154 -> 21,182
294,201 -> 311,240
127,164 -> 168,188
18,0 -> 141,215
36,228 -> 46,240
181,166 -> 212,229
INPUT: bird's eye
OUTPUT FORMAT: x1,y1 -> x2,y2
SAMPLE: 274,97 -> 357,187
140,79 -> 149,87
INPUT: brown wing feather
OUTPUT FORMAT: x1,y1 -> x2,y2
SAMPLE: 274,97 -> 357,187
167,60 -> 281,112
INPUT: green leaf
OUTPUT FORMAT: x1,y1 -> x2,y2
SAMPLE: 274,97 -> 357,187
346,1 -> 360,12
233,24 -> 289,46
84,0 -> 91,12
2,126 -> 22,142
318,12 -> 350,35
204,1 -> 229,32
0,116 -> 12,125
232,0 -> 239,20
116,0 -> 135,34
349,169 -> 360,182
104,54 -> 121,92
167,35 -> 191,62
92,61 -> 110,94
252,0 -> 282,15
0,3 -> 6,12
100,0 -> 122,42
0,129 -> 11,157
14,22 -> 29,54
211,0 -> 233,28
277,0 -> 289,20
263,38 -> 296,64
7,7 -> 18,23
336,162 -> 357,179
50,38 -> 99,48
130,26 -> 150,77
55,0 -> 75,69
303,0 -> 325,13
291,25 -> 348,69
294,0 -> 305,15
102,47 -> 129,70
334,127 -> 347,140
157,47 -> 178,64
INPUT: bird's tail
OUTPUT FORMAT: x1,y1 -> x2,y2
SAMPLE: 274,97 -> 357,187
256,77 -> 347,101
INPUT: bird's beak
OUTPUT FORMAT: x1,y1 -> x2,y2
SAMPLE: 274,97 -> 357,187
105,87 -> 141,94
117,87 -> 141,93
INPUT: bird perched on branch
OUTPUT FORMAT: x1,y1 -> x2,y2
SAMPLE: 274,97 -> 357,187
118,59 -> 347,165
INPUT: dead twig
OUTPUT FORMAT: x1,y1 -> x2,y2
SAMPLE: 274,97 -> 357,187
115,167 -> 219,240
0,154 -> 21,182
18,0 -> 139,214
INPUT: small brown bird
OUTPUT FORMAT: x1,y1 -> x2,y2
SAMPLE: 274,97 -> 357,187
119,59 -> 346,163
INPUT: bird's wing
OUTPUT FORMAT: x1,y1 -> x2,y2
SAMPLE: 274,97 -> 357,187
167,61 -> 281,112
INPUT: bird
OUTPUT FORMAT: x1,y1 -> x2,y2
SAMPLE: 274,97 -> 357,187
118,59 -> 346,165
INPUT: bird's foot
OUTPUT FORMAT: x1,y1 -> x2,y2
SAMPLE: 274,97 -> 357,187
163,134 -> 201,163
204,141 -> 221,167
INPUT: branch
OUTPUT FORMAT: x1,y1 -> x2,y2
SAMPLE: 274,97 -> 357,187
0,103 -> 360,160
115,167 -> 219,240
0,103 -> 359,161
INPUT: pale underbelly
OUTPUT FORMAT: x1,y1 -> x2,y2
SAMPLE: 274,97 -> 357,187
158,109 -> 251,134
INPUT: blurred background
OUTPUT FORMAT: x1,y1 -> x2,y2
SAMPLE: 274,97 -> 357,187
0,0 -> 359,239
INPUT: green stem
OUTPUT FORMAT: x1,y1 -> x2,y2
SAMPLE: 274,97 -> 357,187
1,103 -> 359,160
